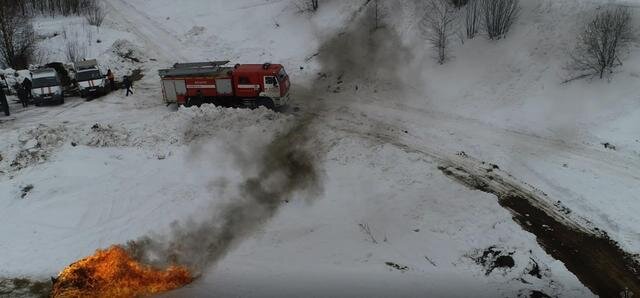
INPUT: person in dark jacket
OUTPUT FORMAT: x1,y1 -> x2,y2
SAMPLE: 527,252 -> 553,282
22,78 -> 32,101
18,85 -> 28,108
123,76 -> 133,96
0,87 -> 9,116
106,69 -> 115,91
15,83 -> 27,108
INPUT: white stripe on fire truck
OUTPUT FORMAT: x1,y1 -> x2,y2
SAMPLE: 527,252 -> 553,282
237,84 -> 260,89
186,85 -> 216,89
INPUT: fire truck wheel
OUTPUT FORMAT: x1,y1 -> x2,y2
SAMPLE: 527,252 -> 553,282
242,99 -> 257,109
258,98 -> 275,110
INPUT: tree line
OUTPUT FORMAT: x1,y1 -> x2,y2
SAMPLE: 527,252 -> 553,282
0,0 -> 105,69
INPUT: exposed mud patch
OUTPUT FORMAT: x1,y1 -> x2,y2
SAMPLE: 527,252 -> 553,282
385,262 -> 409,272
471,246 -> 516,276
519,290 -> 552,298
439,163 -> 640,297
20,184 -> 34,199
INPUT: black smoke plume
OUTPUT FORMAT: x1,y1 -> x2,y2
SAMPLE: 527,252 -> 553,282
127,114 -> 321,274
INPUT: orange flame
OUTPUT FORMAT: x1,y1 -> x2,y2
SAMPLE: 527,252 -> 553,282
51,245 -> 193,298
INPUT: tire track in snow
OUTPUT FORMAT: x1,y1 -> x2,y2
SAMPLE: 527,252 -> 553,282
325,109 -> 640,297
105,0 -> 189,63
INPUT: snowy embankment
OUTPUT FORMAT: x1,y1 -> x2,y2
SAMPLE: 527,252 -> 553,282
1,0 -> 639,297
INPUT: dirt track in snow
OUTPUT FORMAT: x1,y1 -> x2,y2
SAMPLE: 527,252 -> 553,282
437,162 -> 640,297
324,105 -> 640,296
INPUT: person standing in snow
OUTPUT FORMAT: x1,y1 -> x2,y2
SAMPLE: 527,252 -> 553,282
15,83 -> 27,108
0,87 -> 9,116
106,69 -> 115,91
123,76 -> 133,97
22,78 -> 32,101
19,86 -> 28,108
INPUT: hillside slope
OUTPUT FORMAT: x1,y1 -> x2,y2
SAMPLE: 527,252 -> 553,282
1,0 -> 639,297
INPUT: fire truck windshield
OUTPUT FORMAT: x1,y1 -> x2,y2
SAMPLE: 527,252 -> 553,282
278,68 -> 287,82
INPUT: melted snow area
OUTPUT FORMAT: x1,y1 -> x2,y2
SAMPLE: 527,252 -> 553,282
1,0 -> 640,297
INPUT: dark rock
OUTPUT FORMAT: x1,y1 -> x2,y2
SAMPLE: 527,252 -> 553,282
495,255 -> 515,268
529,290 -> 551,298
21,184 -> 34,199
385,262 -> 409,271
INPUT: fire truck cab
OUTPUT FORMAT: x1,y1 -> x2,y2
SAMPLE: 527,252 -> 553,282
159,61 -> 290,108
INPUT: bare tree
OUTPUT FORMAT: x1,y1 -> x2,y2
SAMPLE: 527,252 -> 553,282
423,0 -> 458,64
295,0 -> 318,14
481,0 -> 519,40
465,0 -> 480,39
32,47 -> 50,66
371,0 -> 386,30
65,40 -> 86,63
83,0 -> 106,27
358,223 -> 378,244
569,7 -> 634,79
0,3 -> 36,69
1,0 -> 95,18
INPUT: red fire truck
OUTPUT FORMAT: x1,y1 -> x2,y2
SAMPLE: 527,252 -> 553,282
159,61 -> 290,108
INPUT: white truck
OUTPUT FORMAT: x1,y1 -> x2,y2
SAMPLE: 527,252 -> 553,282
31,68 -> 64,105
74,59 -> 107,98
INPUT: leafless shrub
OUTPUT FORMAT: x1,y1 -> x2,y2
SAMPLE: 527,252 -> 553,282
569,7 -> 634,79
422,0 -> 458,64
33,47 -> 50,66
1,0 -> 95,17
294,0 -> 318,14
358,223 -> 378,244
83,0 -> 106,27
465,0 -> 480,39
65,40 -> 86,63
371,0 -> 387,30
481,0 -> 519,40
0,3 -> 36,69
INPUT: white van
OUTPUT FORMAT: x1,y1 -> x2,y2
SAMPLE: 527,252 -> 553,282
31,68 -> 64,105
74,59 -> 107,98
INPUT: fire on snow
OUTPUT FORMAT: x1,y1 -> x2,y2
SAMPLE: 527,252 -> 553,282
51,245 -> 193,298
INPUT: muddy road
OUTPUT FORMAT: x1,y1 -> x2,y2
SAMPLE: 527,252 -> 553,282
438,162 -> 640,297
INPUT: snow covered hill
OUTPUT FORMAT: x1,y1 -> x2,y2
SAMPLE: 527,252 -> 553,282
1,0 -> 640,297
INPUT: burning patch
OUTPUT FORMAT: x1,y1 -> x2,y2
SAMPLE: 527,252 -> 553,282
51,245 -> 192,298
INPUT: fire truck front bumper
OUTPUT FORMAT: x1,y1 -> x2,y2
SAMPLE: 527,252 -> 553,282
273,92 -> 290,107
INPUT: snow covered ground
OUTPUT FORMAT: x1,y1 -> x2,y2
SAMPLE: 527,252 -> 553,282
1,0 -> 640,297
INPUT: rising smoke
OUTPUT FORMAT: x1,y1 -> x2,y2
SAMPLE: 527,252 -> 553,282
313,1 -> 414,88
127,114 -> 321,273
126,0 -> 413,276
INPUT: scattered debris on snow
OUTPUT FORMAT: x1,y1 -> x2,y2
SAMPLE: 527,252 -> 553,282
10,125 -> 65,171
